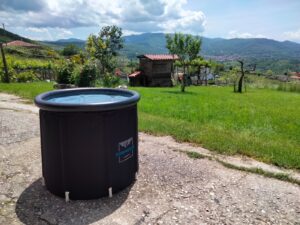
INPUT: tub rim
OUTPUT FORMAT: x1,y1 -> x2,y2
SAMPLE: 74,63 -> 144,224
34,88 -> 140,112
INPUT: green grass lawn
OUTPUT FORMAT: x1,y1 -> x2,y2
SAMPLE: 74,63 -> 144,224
0,82 -> 54,101
0,83 -> 299,169
132,86 -> 300,170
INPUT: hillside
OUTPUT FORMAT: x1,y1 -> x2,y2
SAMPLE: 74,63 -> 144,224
122,33 -> 300,60
43,38 -> 85,49
0,28 -> 59,59
0,28 -> 34,44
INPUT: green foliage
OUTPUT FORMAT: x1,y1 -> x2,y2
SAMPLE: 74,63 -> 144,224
61,44 -> 79,56
216,67 -> 239,85
75,63 -> 97,87
4,46 -> 60,59
102,73 -> 120,87
266,69 -> 273,76
16,71 -> 37,82
190,57 -> 210,68
70,52 -> 86,65
0,57 -> 16,83
165,33 -> 201,62
6,55 -> 54,70
86,25 -> 123,74
56,62 -> 74,84
165,33 -> 202,92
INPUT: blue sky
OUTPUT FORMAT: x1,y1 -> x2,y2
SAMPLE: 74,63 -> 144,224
0,0 -> 300,42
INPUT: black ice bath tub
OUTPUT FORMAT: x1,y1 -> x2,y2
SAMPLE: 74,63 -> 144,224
34,88 -> 140,200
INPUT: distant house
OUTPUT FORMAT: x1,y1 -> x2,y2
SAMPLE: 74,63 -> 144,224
129,54 -> 179,87
290,72 -> 300,80
5,40 -> 39,48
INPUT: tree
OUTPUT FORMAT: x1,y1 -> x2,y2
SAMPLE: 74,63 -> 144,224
86,25 -> 123,75
62,44 -> 79,56
266,69 -> 273,77
235,60 -> 256,93
165,33 -> 202,92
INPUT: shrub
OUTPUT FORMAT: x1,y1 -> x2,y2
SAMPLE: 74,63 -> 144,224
16,71 -> 37,83
56,63 -> 74,84
102,73 -> 120,87
62,44 -> 79,56
0,68 -> 17,83
76,63 -> 97,87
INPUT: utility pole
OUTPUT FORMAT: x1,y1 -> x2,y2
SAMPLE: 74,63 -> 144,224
0,42 -> 9,83
2,23 -> 5,30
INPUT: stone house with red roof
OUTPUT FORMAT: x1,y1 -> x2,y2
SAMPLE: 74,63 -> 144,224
290,72 -> 300,80
129,54 -> 179,87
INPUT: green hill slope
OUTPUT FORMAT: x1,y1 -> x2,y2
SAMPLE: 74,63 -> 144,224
0,28 -> 60,59
0,28 -> 34,43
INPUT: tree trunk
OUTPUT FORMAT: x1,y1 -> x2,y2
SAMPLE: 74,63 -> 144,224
197,66 -> 201,85
205,67 -> 208,86
237,61 -> 245,93
181,65 -> 186,92
0,43 -> 9,83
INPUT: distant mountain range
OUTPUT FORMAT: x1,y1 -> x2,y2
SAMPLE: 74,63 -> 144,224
46,33 -> 300,62
43,38 -> 86,49
1,28 -> 300,73
122,33 -> 300,60
55,38 -> 85,43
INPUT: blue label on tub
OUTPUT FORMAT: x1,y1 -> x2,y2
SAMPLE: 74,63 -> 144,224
117,137 -> 134,163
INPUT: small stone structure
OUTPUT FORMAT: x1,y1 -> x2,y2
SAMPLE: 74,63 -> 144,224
129,54 -> 178,87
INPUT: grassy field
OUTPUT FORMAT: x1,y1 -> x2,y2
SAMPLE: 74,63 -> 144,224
133,86 -> 300,170
0,82 -> 54,101
0,82 -> 299,169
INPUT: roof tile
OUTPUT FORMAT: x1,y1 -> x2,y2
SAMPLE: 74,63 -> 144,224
142,54 -> 179,61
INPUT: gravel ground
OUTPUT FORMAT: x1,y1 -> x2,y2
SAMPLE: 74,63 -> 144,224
0,93 -> 300,225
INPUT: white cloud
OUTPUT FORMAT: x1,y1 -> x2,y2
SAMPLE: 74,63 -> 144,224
228,30 -> 266,39
56,28 -> 73,37
283,29 -> 300,41
26,27 -> 48,33
25,27 -> 53,40
161,10 -> 206,34
24,27 -> 73,40
0,0 -> 206,36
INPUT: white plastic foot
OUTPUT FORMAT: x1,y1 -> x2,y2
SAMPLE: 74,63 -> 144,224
108,187 -> 113,198
65,191 -> 70,202
41,177 -> 45,186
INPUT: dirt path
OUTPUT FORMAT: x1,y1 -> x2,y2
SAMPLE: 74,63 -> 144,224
0,93 -> 300,225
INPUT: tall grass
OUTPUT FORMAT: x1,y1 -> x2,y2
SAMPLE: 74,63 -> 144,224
247,75 -> 300,93
277,81 -> 300,93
